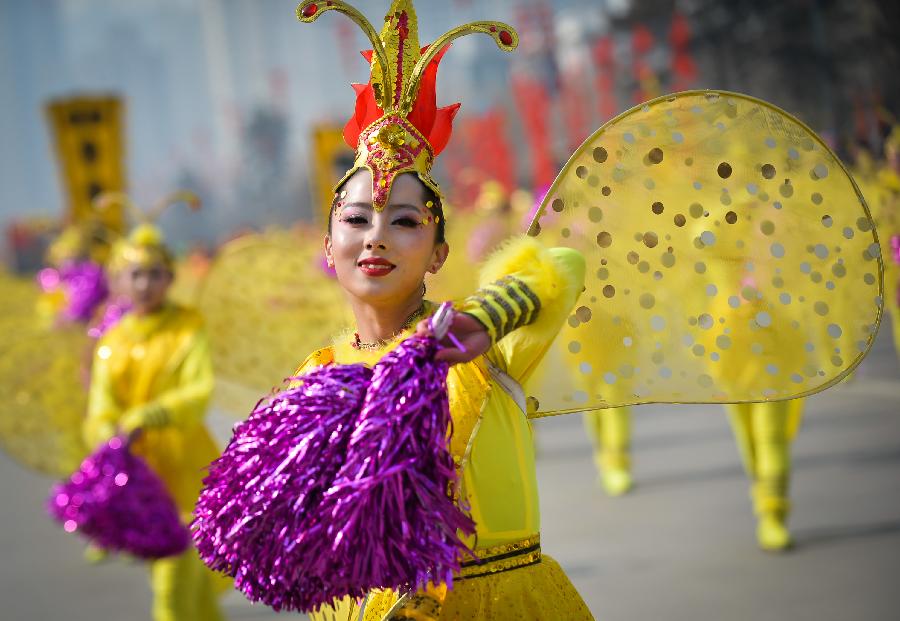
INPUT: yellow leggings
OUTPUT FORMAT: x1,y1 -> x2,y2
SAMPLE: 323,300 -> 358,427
726,399 -> 803,517
583,406 -> 631,471
150,547 -> 224,621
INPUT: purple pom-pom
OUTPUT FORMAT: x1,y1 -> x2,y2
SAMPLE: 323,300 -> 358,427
192,364 -> 373,612
317,335 -> 475,600
193,322 -> 476,613
48,436 -> 190,559
38,260 -> 109,323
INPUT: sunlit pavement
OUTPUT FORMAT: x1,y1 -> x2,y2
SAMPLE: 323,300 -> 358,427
2,327 -> 897,620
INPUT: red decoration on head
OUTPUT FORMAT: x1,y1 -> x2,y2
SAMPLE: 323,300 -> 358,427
297,0 -> 518,210
343,46 -> 460,156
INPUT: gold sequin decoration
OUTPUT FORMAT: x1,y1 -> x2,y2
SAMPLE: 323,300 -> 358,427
458,534 -> 542,580
526,90 -> 883,418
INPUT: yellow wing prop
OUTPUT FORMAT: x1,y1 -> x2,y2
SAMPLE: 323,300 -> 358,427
0,326 -> 90,476
197,228 -> 350,416
528,91 -> 883,417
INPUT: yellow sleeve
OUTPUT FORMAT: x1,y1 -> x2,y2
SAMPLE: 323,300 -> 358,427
287,348 -> 334,389
153,329 -> 215,428
458,236 -> 586,383
83,337 -> 122,449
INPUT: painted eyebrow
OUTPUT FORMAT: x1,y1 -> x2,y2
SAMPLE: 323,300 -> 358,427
341,202 -> 425,214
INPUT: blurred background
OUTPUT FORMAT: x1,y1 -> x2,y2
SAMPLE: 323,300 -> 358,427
1,1 -> 899,620
2,0 -> 899,262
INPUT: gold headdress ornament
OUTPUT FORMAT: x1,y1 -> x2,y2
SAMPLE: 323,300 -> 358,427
297,0 -> 518,211
95,191 -> 201,272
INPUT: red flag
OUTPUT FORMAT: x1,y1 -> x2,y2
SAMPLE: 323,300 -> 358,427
631,24 -> 656,103
511,74 -> 556,191
593,36 -> 617,122
669,11 -> 697,90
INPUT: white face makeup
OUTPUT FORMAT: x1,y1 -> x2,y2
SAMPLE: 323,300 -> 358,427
325,171 -> 448,307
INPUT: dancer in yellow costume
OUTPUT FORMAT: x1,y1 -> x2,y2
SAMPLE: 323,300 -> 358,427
874,128 -> 900,361
83,201 -> 224,621
290,2 -> 593,618
558,294 -> 635,496
697,215 -> 807,551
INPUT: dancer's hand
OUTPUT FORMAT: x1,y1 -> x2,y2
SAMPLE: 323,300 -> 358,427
120,403 -> 168,435
416,311 -> 491,364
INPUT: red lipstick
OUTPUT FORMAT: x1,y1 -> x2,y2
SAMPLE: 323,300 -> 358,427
357,257 -> 396,277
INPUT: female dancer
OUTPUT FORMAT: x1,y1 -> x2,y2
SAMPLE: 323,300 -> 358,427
286,2 -> 595,618
84,219 -> 224,621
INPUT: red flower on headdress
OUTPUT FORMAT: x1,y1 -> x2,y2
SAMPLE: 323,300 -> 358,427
343,46 -> 460,155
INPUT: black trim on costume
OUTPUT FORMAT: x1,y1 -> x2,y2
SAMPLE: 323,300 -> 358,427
507,276 -> 541,321
456,557 -> 542,581
460,541 -> 542,568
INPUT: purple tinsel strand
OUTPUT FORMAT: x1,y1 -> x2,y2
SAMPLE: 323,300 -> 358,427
88,297 -> 132,339
48,436 -> 189,559
891,235 -> 900,266
192,364 -> 373,612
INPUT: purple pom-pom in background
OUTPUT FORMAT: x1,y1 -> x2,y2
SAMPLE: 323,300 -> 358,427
48,436 -> 189,559
38,260 -> 109,323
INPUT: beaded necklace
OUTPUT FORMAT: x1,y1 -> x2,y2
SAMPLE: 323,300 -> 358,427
352,303 -> 426,351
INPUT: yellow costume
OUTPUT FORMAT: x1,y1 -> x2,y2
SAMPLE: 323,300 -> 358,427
873,134 -> 900,362
299,237 -> 593,620
85,303 -> 224,621
583,406 -> 633,496
727,399 -> 804,550
83,220 -> 223,621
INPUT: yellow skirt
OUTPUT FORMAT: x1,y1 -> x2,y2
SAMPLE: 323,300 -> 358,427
312,536 -> 594,621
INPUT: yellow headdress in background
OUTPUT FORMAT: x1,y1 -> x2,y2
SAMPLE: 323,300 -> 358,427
97,191 -> 201,273
297,0 -> 518,211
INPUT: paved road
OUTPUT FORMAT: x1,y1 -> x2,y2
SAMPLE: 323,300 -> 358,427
1,327 -> 897,620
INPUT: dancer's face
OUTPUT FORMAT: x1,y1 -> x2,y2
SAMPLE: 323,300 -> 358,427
325,171 -> 448,306
120,261 -> 172,315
